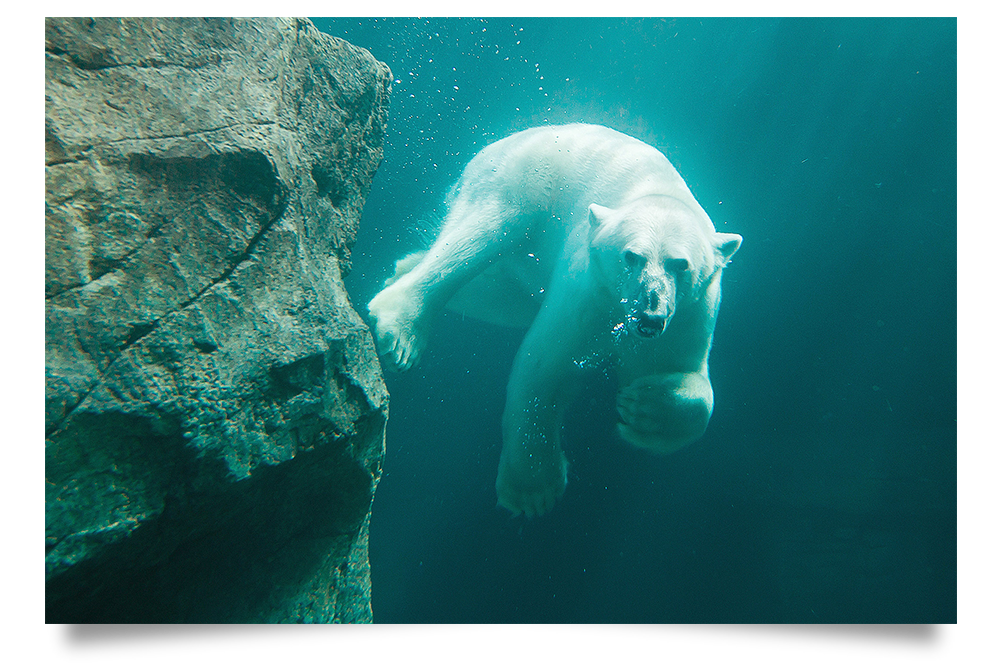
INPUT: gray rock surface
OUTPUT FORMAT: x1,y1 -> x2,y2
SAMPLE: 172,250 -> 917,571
45,17 -> 391,623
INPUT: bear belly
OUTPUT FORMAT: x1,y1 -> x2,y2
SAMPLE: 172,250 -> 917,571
445,250 -> 554,328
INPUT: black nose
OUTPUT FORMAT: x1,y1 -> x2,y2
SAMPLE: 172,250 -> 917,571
635,313 -> 667,338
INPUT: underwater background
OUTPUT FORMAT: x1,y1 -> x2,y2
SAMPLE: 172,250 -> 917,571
312,17 -> 957,623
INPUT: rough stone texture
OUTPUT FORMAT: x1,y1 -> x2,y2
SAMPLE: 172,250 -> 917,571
45,17 -> 391,623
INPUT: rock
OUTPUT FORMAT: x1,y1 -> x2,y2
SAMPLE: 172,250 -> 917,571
44,17 -> 391,623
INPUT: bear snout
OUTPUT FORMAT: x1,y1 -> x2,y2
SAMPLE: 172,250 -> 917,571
621,277 -> 674,338
647,289 -> 660,310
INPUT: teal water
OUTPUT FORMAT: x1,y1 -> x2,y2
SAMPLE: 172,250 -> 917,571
313,17 -> 957,623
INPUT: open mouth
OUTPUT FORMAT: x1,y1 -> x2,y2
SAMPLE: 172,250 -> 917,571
634,315 -> 667,338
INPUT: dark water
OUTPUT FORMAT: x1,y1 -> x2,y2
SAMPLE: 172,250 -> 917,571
312,17 -> 956,624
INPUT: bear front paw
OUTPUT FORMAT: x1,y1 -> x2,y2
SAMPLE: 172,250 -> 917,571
495,448 -> 568,518
616,372 -> 712,453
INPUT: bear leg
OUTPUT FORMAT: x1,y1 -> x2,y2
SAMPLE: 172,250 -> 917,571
495,293 -> 596,516
368,197 -> 526,371
496,396 -> 570,518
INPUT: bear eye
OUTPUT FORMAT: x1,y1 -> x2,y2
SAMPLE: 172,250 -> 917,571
623,250 -> 646,269
665,258 -> 690,273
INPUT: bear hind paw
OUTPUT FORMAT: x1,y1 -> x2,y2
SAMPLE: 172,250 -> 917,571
368,289 -> 428,372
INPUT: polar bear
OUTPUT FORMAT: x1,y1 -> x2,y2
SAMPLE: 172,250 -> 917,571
368,124 -> 741,517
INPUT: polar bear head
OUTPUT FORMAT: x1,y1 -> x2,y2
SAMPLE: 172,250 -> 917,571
588,196 -> 742,338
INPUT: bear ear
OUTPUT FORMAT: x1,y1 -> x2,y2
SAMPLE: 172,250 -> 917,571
713,232 -> 743,265
588,203 -> 613,228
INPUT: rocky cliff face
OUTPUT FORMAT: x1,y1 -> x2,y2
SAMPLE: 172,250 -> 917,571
45,17 -> 391,623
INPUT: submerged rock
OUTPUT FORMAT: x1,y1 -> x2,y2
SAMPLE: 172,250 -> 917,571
44,17 -> 391,623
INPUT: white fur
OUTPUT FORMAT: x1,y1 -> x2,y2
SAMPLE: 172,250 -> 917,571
367,124 -> 741,517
